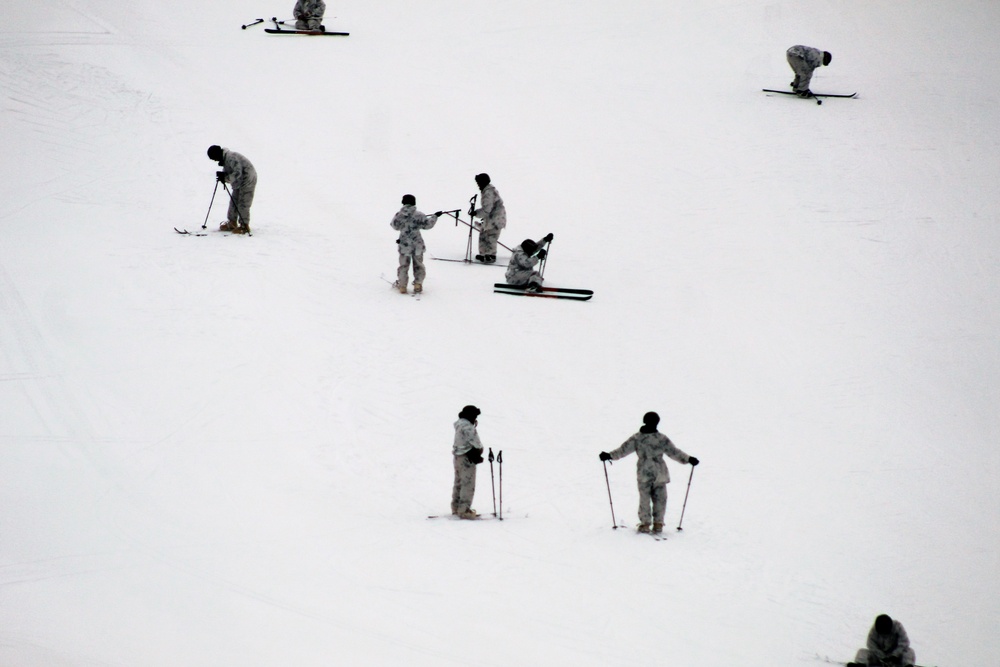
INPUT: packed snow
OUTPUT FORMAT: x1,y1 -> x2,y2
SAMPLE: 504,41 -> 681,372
2,1 -> 998,665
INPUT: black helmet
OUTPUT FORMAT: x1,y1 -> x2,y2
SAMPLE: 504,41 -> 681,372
475,173 -> 491,188
207,145 -> 224,161
822,51 -> 832,66
401,194 -> 416,205
459,405 -> 481,422
643,412 -> 660,427
521,239 -> 538,255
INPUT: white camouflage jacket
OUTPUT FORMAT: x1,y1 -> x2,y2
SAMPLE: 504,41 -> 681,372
608,429 -> 690,486
391,205 -> 438,255
452,418 -> 483,456
474,184 -> 506,231
219,149 -> 257,190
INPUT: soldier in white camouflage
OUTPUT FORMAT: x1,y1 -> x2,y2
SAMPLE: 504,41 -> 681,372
293,0 -> 326,31
600,412 -> 699,533
471,173 -> 506,263
848,614 -> 916,667
391,195 -> 440,294
786,45 -> 832,97
505,234 -> 552,292
207,145 -> 256,234
452,405 -> 485,519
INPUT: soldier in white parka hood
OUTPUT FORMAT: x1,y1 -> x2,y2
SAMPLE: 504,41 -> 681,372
600,412 -> 699,534
786,45 -> 832,96
390,194 -> 440,294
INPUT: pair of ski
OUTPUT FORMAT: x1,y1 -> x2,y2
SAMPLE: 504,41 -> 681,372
815,655 -> 936,667
252,17 -> 348,36
174,227 -> 250,237
494,283 -> 593,301
432,256 -> 508,268
762,88 -> 857,106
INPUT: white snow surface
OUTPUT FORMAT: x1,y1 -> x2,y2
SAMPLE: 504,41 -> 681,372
2,1 -> 999,665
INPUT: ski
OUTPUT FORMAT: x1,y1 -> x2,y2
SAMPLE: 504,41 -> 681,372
636,530 -> 669,541
762,89 -> 857,98
493,283 -> 593,301
265,28 -> 349,36
431,256 -> 507,267
175,227 -> 249,237
813,654 -> 936,667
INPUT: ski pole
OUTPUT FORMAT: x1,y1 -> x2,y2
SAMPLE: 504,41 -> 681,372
241,18 -> 264,29
602,459 -> 618,529
201,180 -> 220,229
222,183 -> 252,236
441,206 -> 515,255
538,234 -> 553,279
488,448 -> 497,517
676,465 -> 695,531
465,194 -> 477,262
497,450 -> 503,520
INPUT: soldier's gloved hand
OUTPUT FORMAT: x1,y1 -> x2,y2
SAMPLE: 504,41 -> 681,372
216,171 -> 226,182
543,233 -> 554,243
434,211 -> 443,217
599,452 -> 612,462
688,456 -> 700,466
536,248 -> 547,259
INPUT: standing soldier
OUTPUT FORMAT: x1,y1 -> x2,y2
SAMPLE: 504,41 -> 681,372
786,45 -> 832,97
207,145 -> 256,234
452,405 -> 485,519
391,194 -> 440,294
293,0 -> 326,31
471,173 -> 506,264
505,234 -> 552,292
600,412 -> 699,533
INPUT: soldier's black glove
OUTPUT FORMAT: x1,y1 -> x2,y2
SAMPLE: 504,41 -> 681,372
216,171 -> 226,182
434,211 -> 443,217
688,456 -> 700,466
599,451 -> 612,461
536,248 -> 547,259
543,233 -> 554,243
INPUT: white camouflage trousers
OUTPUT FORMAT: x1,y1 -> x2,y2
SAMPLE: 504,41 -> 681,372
397,252 -> 426,288
451,455 -> 477,514
638,481 -> 668,525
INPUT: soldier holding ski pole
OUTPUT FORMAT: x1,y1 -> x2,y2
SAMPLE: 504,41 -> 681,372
599,412 -> 699,534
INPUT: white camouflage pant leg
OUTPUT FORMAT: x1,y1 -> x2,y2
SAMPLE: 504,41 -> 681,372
651,484 -> 668,524
637,479 -> 655,525
786,53 -> 814,92
397,253 -> 412,288
228,181 -> 256,227
452,455 -> 477,514
411,252 -> 426,284
478,228 -> 501,256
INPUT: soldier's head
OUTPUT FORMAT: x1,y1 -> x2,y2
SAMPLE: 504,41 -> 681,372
874,615 -> 893,634
641,412 -> 660,433
207,145 -> 224,162
520,239 -> 538,255
401,194 -> 416,206
475,173 -> 491,189
459,405 -> 481,423
822,51 -> 832,66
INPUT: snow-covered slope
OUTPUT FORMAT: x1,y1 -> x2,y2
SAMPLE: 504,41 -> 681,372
2,1 -> 998,665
